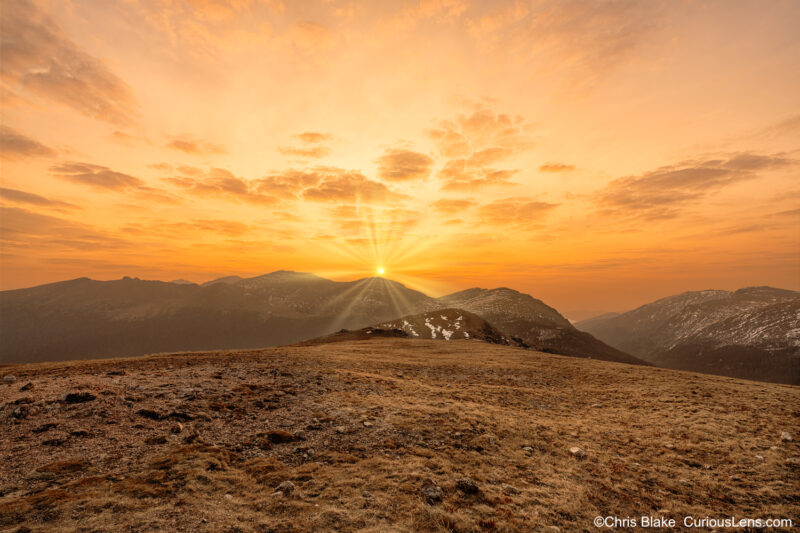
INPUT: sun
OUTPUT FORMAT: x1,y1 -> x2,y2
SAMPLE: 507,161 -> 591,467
377,267 -> 385,276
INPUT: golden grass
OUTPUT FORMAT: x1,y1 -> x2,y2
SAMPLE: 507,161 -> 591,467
0,339 -> 797,532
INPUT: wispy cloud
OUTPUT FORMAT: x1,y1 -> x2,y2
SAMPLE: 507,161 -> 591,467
0,0 -> 137,125
0,125 -> 56,159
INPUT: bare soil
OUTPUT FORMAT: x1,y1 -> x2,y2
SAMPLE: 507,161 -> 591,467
0,339 -> 797,532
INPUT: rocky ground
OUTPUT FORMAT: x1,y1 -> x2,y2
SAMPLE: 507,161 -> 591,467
0,339 -> 798,532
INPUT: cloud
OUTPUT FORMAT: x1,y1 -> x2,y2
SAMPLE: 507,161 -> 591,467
598,152 -> 796,219
0,206 -> 128,251
429,106 -> 533,190
438,159 -> 517,191
540,163 -> 575,173
166,138 -> 227,155
430,198 -> 477,214
0,187 -> 77,210
477,197 -> 559,226
164,167 -> 275,204
51,162 -> 144,190
278,132 -> 332,159
0,0 -> 137,125
302,168 -> 405,203
376,149 -> 434,181
110,131 -> 151,146
0,125 -> 56,159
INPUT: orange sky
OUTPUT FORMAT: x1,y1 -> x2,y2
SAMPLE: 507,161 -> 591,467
1,0 -> 799,318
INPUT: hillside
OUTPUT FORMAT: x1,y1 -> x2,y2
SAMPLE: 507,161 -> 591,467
436,288 -> 647,365
0,339 -> 797,532
306,309 -> 527,347
576,287 -> 800,384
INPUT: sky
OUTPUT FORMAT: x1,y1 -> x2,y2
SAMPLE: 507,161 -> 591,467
1,0 -> 799,319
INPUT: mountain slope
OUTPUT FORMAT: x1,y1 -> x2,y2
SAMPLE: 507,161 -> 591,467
576,287 -> 800,384
0,273 -> 438,364
307,308 -> 527,347
436,288 -> 647,365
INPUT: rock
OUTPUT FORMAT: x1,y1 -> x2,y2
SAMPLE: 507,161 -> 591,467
547,527 -> 561,533
785,457 -> 799,465
569,446 -> 586,458
145,435 -> 168,445
665,443 -> 675,450
70,430 -> 91,437
170,423 -> 184,434
334,425 -> 347,434
501,483 -> 520,495
780,431 -> 793,442
276,480 -> 295,494
136,409 -> 164,420
363,421 -> 373,427
271,491 -> 284,498
106,370 -> 126,376
755,455 -> 765,461
33,423 -> 58,433
522,446 -> 534,453
42,437 -> 66,446
591,403 -> 602,408
421,479 -> 443,504
167,411 -> 195,421
455,478 -> 479,494
11,405 -> 29,419
2,375 -> 16,383
267,430 -> 296,443
224,493 -> 233,500
64,392 -> 96,404
20,382 -> 33,391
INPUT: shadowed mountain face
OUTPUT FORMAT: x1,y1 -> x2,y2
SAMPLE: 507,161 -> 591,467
576,287 -> 800,384
0,272 -> 437,364
436,288 -> 647,365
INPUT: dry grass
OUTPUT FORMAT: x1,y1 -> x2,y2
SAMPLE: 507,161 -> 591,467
0,339 -> 798,532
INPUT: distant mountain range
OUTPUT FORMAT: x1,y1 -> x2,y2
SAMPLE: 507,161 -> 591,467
576,287 -> 800,384
0,271 -> 638,366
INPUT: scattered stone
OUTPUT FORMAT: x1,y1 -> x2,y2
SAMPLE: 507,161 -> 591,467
224,494 -> 233,500
421,479 -> 443,504
363,421 -> 373,427
145,435 -> 168,445
522,446 -> 534,453
167,411 -> 195,421
293,430 -> 307,440
665,443 -> 675,450
64,392 -> 96,404
755,455 -> 765,461
271,491 -> 284,498
785,457 -> 799,465
455,478 -> 479,494
136,409 -> 164,420
569,446 -> 586,458
170,423 -> 184,434
501,483 -> 520,495
2,375 -> 16,383
780,431 -> 793,442
729,474 -> 741,481
267,430 -> 296,443
276,481 -> 295,494
20,382 -> 33,391
591,403 -> 602,408
334,425 -> 347,434
11,405 -> 29,419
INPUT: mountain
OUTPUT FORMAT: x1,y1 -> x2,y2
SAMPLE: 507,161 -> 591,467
306,308 -> 527,347
168,278 -> 196,285
435,288 -> 648,365
576,287 -> 800,384
0,272 -> 438,364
